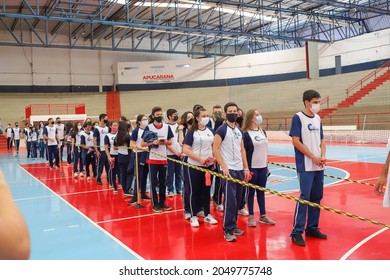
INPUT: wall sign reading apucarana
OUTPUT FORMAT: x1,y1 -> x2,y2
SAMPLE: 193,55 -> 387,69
142,74 -> 175,83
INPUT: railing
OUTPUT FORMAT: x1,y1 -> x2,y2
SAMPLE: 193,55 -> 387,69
263,111 -> 390,131
320,96 -> 330,109
25,103 -> 85,119
345,60 -> 390,97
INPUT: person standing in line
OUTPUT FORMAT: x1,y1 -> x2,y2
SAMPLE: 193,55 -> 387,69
38,121 -> 45,159
374,136 -> 390,208
115,121 -> 133,197
11,122 -> 22,156
166,108 -> 183,197
30,125 -> 38,160
289,89 -> 327,246
43,118 -> 60,169
178,111 -> 195,219
64,121 -> 74,165
105,121 -> 119,193
5,124 -> 13,151
94,114 -> 110,185
24,124 -> 32,158
71,122 -> 84,178
55,117 -> 65,162
80,122 -> 96,181
142,106 -> 174,213
213,102 -> 250,242
183,107 -> 218,227
242,109 -> 275,227
129,115 -> 151,201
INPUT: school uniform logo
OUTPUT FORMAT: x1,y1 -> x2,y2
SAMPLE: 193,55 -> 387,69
308,123 -> 320,132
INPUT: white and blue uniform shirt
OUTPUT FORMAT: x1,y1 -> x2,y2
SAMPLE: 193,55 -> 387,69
25,128 -> 32,142
131,127 -> 146,153
104,133 -> 118,156
244,129 -> 268,169
81,131 -> 94,148
93,125 -> 109,151
56,123 -> 65,140
167,123 -> 182,155
147,123 -> 174,161
6,127 -> 12,138
184,127 -> 215,167
215,123 -> 244,171
43,126 -> 58,146
12,127 -> 21,140
38,127 -> 44,141
31,131 -> 38,142
289,111 -> 324,172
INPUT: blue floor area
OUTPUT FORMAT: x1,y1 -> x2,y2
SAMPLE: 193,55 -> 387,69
0,142 -> 387,259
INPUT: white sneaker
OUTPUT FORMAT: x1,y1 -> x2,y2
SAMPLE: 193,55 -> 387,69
190,216 -> 199,227
79,172 -> 84,178
184,213 -> 191,220
216,204 -> 224,211
196,210 -> 205,217
73,172 -> 78,178
87,177 -> 91,181
238,208 -> 249,216
204,214 -> 218,225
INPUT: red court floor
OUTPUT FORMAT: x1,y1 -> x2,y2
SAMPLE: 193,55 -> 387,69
19,151 -> 390,260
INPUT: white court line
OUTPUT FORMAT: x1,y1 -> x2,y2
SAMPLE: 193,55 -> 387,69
340,228 -> 389,260
96,209 -> 184,224
18,164 -> 144,260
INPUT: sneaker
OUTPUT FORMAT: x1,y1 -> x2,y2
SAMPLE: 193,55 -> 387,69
96,180 -> 102,185
123,191 -> 132,197
177,191 -> 182,195
73,172 -> 78,178
216,204 -> 224,212
224,232 -> 237,242
306,228 -> 327,239
168,191 -> 174,197
259,215 -> 276,225
196,211 -> 205,217
113,189 -> 118,194
79,172 -> 84,177
190,216 -> 199,227
160,205 -> 172,211
87,177 -> 91,181
204,214 -> 218,225
141,193 -> 151,200
233,228 -> 244,236
128,197 -> 137,205
238,208 -> 249,216
184,212 -> 191,220
292,234 -> 306,246
247,215 -> 256,227
152,206 -> 162,213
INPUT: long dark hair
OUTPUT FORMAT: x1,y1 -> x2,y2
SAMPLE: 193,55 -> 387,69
179,111 -> 193,129
136,114 -> 145,127
115,121 -> 129,146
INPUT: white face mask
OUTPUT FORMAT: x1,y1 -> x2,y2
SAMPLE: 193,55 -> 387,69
255,115 -> 263,125
77,125 -> 82,130
199,117 -> 210,126
310,103 -> 321,114
141,120 -> 149,127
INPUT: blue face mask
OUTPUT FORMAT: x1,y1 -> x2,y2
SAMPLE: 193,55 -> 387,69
255,115 -> 263,125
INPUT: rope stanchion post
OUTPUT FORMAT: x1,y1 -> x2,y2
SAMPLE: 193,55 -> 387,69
133,146 -> 144,209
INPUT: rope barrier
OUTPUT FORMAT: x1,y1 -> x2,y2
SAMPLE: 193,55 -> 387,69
267,161 -> 376,187
74,144 -> 390,228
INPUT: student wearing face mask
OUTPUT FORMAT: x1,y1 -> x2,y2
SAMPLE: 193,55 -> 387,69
55,117 -> 65,162
178,111 -> 195,219
71,122 -> 84,177
115,121 -> 133,197
213,102 -> 251,242
24,123 -> 32,158
80,122 -> 96,181
5,124 -> 13,151
11,122 -> 22,156
64,121 -> 74,165
289,90 -> 327,246
183,108 -> 218,227
128,115 -> 151,202
243,109 -> 275,227
142,107 -> 174,213
105,121 -> 119,193
43,118 -> 60,169
166,108 -> 183,197
30,125 -> 38,160
38,122 -> 45,158
93,114 -> 110,185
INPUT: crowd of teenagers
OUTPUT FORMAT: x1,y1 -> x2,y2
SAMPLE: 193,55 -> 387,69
4,90 -> 330,245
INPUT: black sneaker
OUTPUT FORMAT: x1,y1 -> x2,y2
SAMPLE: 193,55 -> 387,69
160,205 -> 172,211
306,229 -> 327,239
128,197 -> 137,205
141,194 -> 151,200
96,180 -> 102,185
291,234 -> 306,246
152,206 -> 162,213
